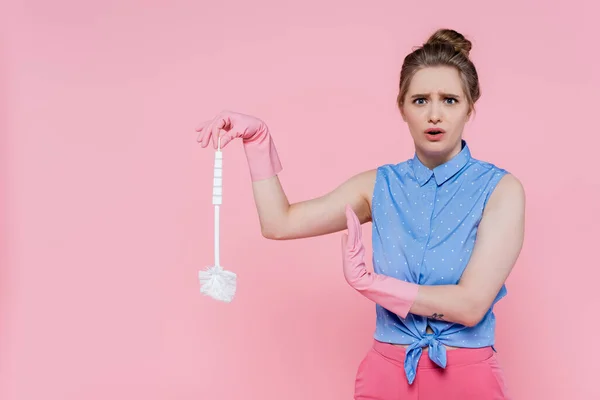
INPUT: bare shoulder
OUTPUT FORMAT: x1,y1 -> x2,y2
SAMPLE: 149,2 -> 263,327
352,168 -> 377,193
352,168 -> 378,204
485,173 -> 526,217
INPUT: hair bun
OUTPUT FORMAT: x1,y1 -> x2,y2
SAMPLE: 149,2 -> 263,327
425,29 -> 472,57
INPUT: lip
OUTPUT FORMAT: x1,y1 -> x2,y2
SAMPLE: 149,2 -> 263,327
424,128 -> 446,142
425,128 -> 446,134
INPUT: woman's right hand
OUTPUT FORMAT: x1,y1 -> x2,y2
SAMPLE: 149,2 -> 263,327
195,110 -> 282,182
196,110 -> 267,150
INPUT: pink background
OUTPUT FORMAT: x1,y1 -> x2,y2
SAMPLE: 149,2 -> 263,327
2,1 -> 599,399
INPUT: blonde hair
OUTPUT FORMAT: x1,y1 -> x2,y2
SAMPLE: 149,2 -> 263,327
397,29 -> 480,112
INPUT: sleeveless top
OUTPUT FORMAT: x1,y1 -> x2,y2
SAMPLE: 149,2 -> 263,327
370,140 -> 508,384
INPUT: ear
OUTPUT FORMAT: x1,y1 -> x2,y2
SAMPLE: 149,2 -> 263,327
466,106 -> 473,121
399,105 -> 407,122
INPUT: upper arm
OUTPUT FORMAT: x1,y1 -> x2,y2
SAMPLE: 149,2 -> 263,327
277,169 -> 377,240
458,173 -> 526,317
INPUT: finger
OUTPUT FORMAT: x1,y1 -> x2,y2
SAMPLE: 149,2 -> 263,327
195,121 -> 209,144
345,205 -> 362,246
211,118 -> 226,150
345,205 -> 357,248
200,119 -> 218,148
219,131 -> 237,148
195,120 -> 210,132
341,233 -> 349,253
197,129 -> 209,147
209,118 -> 228,149
199,123 -> 213,148
219,113 -> 233,131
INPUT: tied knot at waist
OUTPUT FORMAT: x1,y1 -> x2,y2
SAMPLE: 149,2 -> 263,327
404,333 -> 447,385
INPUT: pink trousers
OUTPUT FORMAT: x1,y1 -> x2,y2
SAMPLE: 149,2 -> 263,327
354,340 -> 511,399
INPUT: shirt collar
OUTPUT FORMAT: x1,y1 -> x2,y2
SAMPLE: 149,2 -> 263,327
412,140 -> 472,186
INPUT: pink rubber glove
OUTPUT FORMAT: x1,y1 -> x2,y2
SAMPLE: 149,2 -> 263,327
196,111 -> 282,181
341,205 -> 419,319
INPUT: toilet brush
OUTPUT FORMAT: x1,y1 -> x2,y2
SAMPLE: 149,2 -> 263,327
198,136 -> 237,302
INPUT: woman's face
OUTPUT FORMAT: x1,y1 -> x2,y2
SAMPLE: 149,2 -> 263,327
400,66 -> 472,168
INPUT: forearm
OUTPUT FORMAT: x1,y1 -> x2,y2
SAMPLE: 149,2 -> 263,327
357,274 -> 485,327
409,283 -> 484,327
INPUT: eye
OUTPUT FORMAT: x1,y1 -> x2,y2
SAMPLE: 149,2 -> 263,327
445,97 -> 458,105
413,98 -> 426,105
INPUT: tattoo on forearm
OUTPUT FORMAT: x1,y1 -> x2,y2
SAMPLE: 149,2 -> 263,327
430,313 -> 445,320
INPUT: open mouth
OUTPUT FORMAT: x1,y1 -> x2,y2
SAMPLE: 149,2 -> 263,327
424,129 -> 445,141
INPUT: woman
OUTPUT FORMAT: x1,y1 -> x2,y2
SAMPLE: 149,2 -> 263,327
196,28 -> 524,399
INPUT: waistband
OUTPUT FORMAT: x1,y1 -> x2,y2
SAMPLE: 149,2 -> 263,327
371,339 -> 494,369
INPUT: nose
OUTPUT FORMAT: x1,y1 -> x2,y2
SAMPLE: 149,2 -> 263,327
428,103 -> 442,123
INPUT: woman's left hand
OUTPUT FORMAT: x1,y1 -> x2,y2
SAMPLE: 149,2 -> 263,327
341,205 -> 419,319
341,205 -> 375,290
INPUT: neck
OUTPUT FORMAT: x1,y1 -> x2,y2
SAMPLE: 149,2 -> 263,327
416,140 -> 463,170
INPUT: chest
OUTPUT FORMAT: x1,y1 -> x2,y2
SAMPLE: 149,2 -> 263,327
371,165 -> 499,284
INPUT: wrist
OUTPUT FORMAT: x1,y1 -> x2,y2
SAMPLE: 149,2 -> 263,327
242,125 -> 283,181
359,274 -> 419,319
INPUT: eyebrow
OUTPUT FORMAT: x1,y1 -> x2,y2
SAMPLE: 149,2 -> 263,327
410,92 -> 462,99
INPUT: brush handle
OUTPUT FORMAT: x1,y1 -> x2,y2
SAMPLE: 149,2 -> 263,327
212,138 -> 223,267
214,205 -> 220,266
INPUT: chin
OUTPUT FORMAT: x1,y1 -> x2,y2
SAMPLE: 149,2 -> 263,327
415,136 -> 461,159
418,139 -> 451,153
